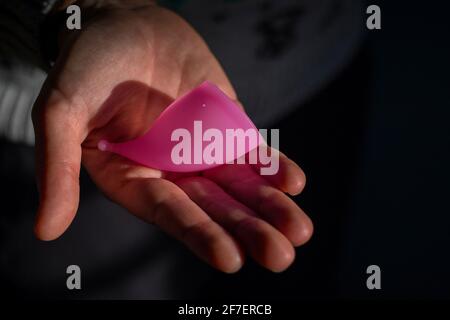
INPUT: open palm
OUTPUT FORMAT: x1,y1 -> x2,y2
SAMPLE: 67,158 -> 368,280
33,5 -> 312,272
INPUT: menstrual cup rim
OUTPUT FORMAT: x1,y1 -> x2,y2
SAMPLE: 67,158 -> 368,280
154,81 -> 217,122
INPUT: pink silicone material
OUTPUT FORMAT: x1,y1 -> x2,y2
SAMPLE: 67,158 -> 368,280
98,81 -> 262,172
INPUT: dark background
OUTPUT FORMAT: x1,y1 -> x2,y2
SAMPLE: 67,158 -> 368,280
204,0 -> 450,299
1,0 -> 449,299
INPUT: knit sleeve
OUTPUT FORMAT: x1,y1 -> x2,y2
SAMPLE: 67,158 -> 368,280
0,1 -> 57,145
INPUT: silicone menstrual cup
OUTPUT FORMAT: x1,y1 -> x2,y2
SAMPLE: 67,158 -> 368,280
98,81 -> 262,172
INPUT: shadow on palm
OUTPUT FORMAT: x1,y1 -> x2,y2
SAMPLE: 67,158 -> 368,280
79,80 -> 312,273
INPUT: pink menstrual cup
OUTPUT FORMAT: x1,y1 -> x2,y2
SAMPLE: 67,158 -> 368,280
98,82 -> 263,172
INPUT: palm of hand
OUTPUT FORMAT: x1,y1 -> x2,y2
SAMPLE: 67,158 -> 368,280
33,6 -> 312,273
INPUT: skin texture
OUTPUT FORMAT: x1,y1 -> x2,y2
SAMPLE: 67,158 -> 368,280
32,4 -> 313,273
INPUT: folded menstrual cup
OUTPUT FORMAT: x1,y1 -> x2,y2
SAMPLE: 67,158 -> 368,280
98,81 -> 262,172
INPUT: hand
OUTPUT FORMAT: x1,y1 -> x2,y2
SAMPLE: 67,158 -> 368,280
32,3 -> 313,272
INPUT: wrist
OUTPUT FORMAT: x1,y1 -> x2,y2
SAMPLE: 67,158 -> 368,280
40,0 -> 157,66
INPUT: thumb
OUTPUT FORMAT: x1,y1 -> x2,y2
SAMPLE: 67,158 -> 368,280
32,89 -> 87,241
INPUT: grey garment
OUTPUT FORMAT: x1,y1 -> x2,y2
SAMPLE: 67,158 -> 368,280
0,0 -> 364,145
175,0 -> 365,127
0,1 -> 49,145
